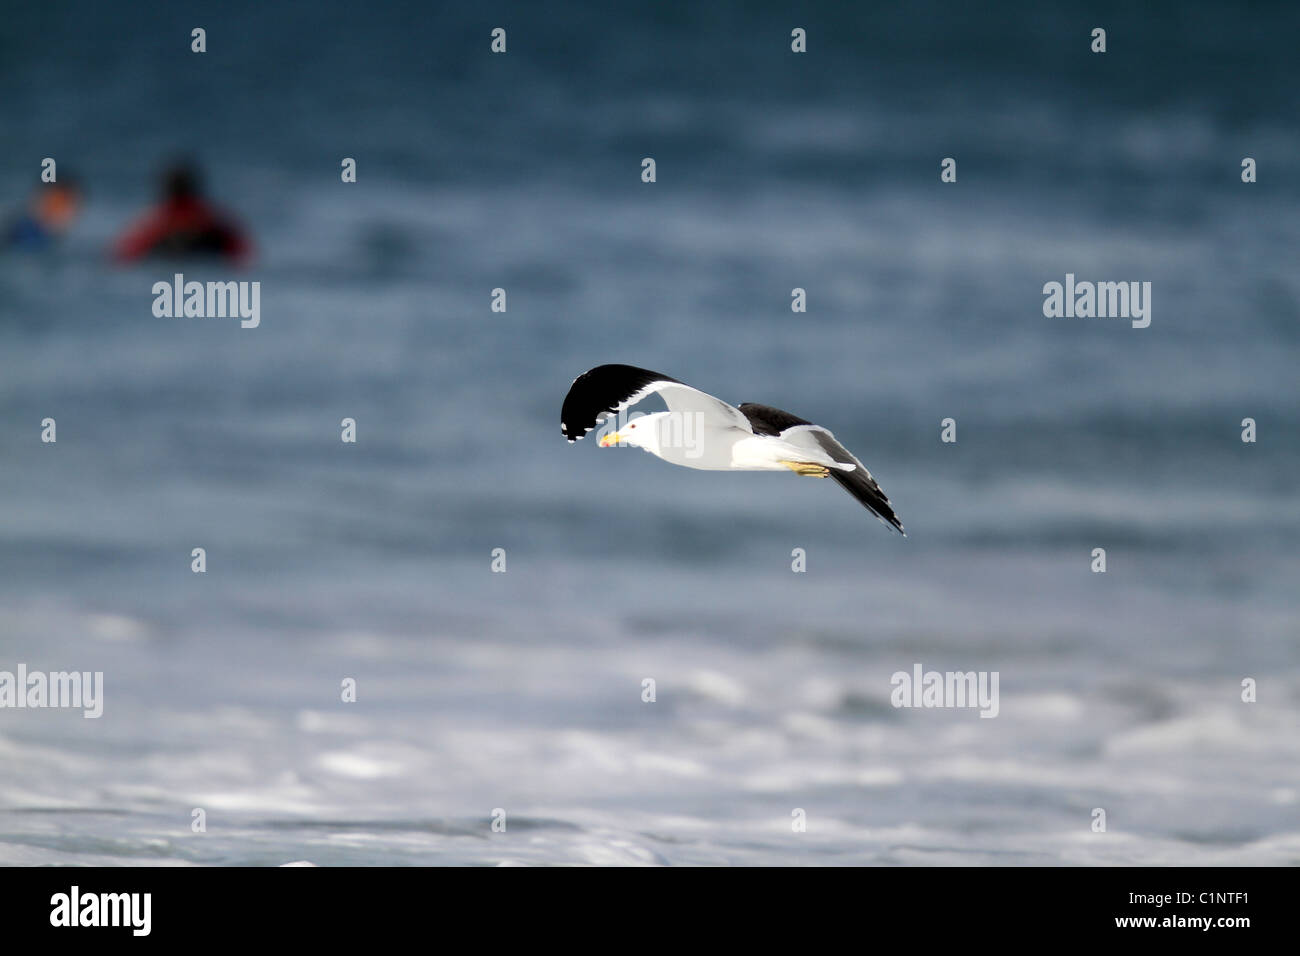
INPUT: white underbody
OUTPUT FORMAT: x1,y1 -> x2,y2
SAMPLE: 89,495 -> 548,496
633,418 -> 856,472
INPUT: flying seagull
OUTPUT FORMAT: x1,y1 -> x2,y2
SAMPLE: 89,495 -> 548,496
561,364 -> 905,534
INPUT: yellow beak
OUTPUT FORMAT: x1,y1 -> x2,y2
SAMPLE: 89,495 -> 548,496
599,431 -> 621,447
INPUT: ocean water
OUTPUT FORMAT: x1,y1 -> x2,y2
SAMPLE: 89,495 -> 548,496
1,1 -> 1298,865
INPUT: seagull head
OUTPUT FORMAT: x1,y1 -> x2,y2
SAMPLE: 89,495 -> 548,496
598,413 -> 666,454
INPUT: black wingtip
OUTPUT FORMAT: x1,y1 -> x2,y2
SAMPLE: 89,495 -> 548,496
827,468 -> 905,536
559,364 -> 681,443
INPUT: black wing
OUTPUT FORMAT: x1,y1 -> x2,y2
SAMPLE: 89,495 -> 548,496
561,365 -> 752,442
737,403 -> 813,436
560,365 -> 683,442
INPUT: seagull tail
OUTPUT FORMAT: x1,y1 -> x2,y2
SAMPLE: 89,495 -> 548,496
829,468 -> 906,536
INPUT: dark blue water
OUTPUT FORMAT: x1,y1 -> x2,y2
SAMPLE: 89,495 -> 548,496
1,1 -> 1297,864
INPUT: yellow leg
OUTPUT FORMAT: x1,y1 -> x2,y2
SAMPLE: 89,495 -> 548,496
780,460 -> 830,478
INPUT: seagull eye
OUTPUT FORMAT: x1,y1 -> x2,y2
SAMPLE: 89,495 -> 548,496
629,423 -> 636,429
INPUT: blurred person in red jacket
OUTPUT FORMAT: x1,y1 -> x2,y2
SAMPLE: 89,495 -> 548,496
113,161 -> 252,264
